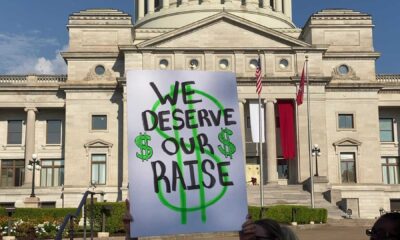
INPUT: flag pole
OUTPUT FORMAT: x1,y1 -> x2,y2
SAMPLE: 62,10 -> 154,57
256,52 -> 264,210
259,92 -> 264,209
305,55 -> 315,208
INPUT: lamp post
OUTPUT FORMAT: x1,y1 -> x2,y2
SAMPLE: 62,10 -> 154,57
27,153 -> 41,198
311,144 -> 321,177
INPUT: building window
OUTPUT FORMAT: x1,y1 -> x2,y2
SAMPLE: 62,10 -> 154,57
382,157 -> 399,184
46,120 -> 62,144
338,114 -> 354,129
340,153 -> 356,183
390,199 -> 400,212
40,160 -> 64,187
380,118 -> 394,142
338,64 -> 350,75
92,115 -> 107,130
219,59 -> 229,70
249,59 -> 258,69
159,59 -> 169,70
189,59 -> 199,70
95,65 -> 105,76
91,154 -> 106,185
7,120 -> 23,144
279,59 -> 289,69
1,160 -> 25,187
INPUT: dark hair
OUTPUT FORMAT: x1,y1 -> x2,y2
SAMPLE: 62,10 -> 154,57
376,212 -> 400,226
372,212 -> 400,239
254,219 -> 284,240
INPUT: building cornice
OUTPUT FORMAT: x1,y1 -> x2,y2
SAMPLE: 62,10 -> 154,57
61,52 -> 120,59
326,83 -> 382,92
59,83 -> 118,90
119,46 -> 326,53
237,76 -> 330,86
324,52 -> 380,59
0,86 -> 61,92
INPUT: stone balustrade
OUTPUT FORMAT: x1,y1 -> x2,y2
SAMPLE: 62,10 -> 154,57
376,74 -> 400,83
0,75 -> 67,84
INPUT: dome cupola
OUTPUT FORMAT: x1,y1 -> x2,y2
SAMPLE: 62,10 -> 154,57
134,0 -> 295,29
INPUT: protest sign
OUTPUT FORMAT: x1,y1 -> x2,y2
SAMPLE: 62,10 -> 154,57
127,70 -> 248,237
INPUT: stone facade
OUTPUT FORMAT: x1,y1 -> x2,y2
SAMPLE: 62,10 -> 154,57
0,1 -> 399,218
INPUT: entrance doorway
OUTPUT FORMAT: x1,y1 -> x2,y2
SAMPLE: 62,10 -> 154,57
278,158 -> 288,179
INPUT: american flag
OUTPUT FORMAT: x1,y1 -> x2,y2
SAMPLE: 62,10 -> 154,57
256,57 -> 262,95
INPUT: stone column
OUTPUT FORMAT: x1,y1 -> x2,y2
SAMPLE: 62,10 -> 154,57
122,85 -> 129,200
181,0 -> 189,5
283,0 -> 292,18
265,100 -> 278,183
148,0 -> 155,13
275,0 -> 282,12
246,0 -> 259,9
24,107 -> 37,186
163,0 -> 170,9
238,98 -> 247,161
138,0 -> 145,19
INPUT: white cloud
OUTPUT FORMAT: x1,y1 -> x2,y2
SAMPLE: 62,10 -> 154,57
0,33 -> 67,75
35,58 -> 53,74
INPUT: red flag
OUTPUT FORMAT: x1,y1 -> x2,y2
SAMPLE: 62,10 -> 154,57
255,57 -> 262,95
278,100 -> 296,159
296,65 -> 305,105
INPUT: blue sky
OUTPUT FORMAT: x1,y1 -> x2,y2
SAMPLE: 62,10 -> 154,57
0,0 -> 398,74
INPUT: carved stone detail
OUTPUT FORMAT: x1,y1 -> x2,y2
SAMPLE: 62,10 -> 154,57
84,66 -> 114,82
332,65 -> 360,81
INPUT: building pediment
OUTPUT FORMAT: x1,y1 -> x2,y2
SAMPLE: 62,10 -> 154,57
84,139 -> 113,156
84,139 -> 113,148
136,12 -> 310,49
333,138 -> 362,147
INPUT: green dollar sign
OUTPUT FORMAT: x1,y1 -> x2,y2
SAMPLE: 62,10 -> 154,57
218,128 -> 236,159
135,132 -> 153,161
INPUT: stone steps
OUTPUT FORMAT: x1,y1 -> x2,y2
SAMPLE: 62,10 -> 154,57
327,218 -> 376,227
247,184 -> 346,219
247,185 -> 311,206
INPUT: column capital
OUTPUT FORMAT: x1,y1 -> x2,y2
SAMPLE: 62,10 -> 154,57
238,98 -> 247,104
24,107 -> 38,112
264,99 -> 277,104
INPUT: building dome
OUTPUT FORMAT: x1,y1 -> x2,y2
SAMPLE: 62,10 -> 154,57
134,0 -> 295,29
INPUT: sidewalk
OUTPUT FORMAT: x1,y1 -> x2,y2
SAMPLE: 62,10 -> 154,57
67,224 -> 371,240
67,219 -> 376,240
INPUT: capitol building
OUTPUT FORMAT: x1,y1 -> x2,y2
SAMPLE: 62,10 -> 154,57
0,0 -> 399,218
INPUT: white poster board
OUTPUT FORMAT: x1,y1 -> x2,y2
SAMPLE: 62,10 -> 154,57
127,70 -> 248,238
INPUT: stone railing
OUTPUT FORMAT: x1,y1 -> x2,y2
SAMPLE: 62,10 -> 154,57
0,75 -> 67,84
376,74 -> 400,83
36,75 -> 67,83
0,75 -> 28,83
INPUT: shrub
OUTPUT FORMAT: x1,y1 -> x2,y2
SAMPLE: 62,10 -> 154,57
0,208 -> 77,225
15,222 -> 36,239
85,202 -> 125,234
248,205 -> 327,224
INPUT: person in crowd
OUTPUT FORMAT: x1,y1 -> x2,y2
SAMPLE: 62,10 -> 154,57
241,215 -> 298,240
124,199 -> 299,240
366,212 -> 400,240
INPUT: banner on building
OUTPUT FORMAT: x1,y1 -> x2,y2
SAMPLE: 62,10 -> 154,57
249,101 -> 265,143
127,70 -> 248,238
